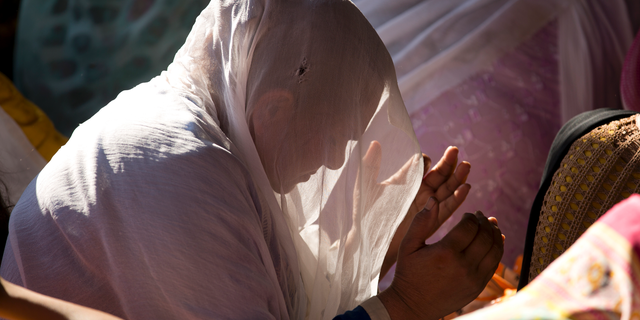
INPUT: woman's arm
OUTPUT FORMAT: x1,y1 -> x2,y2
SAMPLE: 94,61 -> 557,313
0,278 -> 122,320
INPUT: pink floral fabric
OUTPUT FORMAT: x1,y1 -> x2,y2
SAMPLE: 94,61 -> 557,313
457,195 -> 640,320
411,21 -> 561,264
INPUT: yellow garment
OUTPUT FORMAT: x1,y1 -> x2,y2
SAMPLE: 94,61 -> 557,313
0,73 -> 67,161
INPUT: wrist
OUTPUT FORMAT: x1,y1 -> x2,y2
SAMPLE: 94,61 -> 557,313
377,286 -> 416,320
378,285 -> 445,320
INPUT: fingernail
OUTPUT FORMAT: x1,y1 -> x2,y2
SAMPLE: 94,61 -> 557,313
425,197 -> 437,211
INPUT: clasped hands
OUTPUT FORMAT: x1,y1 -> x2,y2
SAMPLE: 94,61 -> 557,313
359,142 -> 504,320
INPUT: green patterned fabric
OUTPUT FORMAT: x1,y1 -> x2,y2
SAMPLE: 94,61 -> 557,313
13,0 -> 208,135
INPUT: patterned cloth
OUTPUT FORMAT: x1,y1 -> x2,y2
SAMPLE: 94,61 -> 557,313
457,194 -> 640,319
407,19 -> 561,268
12,0 -> 209,136
525,112 -> 640,285
360,0 -> 633,280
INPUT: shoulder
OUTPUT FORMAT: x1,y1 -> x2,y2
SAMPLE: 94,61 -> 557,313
58,80 -> 238,174
37,82 -> 259,219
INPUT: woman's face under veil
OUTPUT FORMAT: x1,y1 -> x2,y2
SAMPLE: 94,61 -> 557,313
249,86 -> 381,194
247,5 -> 386,194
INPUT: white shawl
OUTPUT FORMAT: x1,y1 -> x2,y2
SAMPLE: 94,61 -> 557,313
1,1 -> 422,319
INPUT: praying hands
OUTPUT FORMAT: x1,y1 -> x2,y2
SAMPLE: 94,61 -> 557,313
363,144 -> 504,320
381,145 -> 473,278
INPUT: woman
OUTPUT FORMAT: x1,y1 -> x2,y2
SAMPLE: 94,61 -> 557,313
0,1 -> 502,319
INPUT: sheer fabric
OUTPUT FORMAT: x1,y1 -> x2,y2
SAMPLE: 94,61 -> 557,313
457,195 -> 640,319
354,0 -> 632,121
1,1 -> 422,319
354,0 -> 633,270
622,30 -> 640,112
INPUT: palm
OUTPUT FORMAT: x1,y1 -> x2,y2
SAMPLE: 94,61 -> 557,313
416,146 -> 471,234
382,146 -> 471,278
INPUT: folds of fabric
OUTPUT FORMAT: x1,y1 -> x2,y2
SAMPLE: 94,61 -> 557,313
358,0 -> 563,115
519,109 -> 639,289
1,1 -> 423,319
355,0 -> 632,119
457,195 -> 640,319
2,82 -> 296,319
622,31 -> 640,111
558,0 -> 633,121
354,0 -> 633,267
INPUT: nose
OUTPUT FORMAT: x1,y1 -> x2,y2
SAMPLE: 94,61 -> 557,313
323,136 -> 348,170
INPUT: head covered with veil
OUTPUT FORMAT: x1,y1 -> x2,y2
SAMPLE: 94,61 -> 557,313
168,0 -> 424,316
0,0 -> 423,319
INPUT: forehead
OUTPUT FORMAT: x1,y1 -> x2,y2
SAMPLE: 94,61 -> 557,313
247,0 -> 391,136
297,98 -> 381,140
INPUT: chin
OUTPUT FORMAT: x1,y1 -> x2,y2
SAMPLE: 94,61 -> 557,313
271,174 -> 312,195
273,181 -> 296,194
267,174 -> 294,194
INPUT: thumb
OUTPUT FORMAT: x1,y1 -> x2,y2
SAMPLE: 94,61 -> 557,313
362,141 -> 382,185
399,197 -> 439,255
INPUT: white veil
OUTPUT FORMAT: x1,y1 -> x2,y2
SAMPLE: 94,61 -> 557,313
163,0 -> 422,318
0,1 -> 421,319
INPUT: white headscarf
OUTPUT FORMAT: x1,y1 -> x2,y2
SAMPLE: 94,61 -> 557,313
166,0 -> 423,317
1,0 -> 422,319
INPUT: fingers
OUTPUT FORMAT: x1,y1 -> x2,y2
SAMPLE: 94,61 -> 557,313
380,148 -> 421,186
458,161 -> 470,184
423,146 -> 459,191
353,141 -> 382,217
362,141 -> 382,184
440,212 -> 480,253
362,140 -> 382,177
408,153 -> 436,211
434,161 -> 470,201
399,197 -> 439,255
423,148 -> 471,215
462,212 -> 496,265
478,216 -> 504,276
438,183 -> 471,225
422,153 -> 431,179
